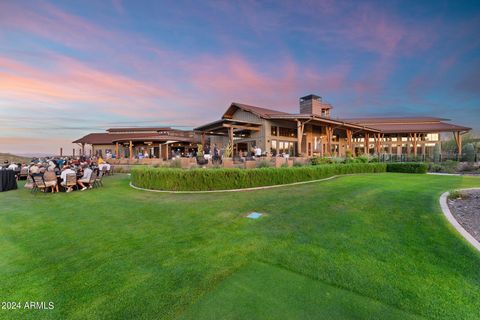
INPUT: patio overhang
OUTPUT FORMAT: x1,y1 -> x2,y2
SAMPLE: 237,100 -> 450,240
194,119 -> 261,136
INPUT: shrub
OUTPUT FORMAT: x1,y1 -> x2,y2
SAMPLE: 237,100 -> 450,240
256,159 -> 272,168
131,163 -> 387,191
356,155 -> 369,163
331,157 -> 346,164
463,143 -> 475,163
386,162 -> 428,174
428,163 -> 443,172
448,190 -> 463,200
197,144 -> 204,157
310,157 -> 331,165
169,159 -> 182,168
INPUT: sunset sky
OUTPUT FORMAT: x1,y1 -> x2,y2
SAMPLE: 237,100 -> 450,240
1,0 -> 479,155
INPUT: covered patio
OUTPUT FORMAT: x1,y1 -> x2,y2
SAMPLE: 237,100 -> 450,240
194,119 -> 262,156
268,114 -> 380,157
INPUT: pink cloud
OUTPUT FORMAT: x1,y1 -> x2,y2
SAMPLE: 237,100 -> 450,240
0,54 -> 183,117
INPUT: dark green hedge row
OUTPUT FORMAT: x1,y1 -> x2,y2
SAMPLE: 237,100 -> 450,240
131,163 -> 387,191
386,162 -> 428,174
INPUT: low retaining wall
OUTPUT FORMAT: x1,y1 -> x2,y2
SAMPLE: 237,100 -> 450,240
439,188 -> 480,252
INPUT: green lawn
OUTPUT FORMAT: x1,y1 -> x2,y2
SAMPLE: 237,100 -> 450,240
0,173 -> 479,319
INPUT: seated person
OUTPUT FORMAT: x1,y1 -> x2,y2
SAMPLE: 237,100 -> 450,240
77,165 -> 93,191
44,168 -> 59,193
28,162 -> 39,175
60,165 -> 76,192
8,162 -> 18,170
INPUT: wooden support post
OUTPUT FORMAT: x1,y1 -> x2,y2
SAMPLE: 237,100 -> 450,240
73,148 -> 75,157
407,134 -> 411,157
81,143 -> 85,156
229,126 -> 234,151
297,120 -> 304,156
326,126 -> 333,156
453,131 -> 462,158
158,143 -> 162,159
201,132 -> 206,146
115,142 -> 119,159
412,133 -> 418,158
374,133 -> 381,155
129,140 -> 133,159
346,129 -> 353,155
364,133 -> 369,155
60,147 -> 63,157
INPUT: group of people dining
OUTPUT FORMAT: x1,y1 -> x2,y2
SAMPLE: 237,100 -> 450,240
2,156 -> 112,193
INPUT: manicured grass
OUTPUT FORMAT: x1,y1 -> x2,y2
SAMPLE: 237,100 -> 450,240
179,262 -> 421,320
0,173 -> 479,319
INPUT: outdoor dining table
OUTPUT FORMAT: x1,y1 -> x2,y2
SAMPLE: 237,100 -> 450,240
0,169 -> 18,192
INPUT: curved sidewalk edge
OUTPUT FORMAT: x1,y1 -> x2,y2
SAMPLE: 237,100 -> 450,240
439,188 -> 480,252
129,175 -> 339,194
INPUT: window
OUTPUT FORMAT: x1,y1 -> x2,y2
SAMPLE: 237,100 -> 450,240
271,126 -> 277,136
279,127 -> 297,137
271,140 -> 277,154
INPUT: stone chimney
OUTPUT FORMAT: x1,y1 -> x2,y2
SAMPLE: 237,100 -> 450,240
299,94 -> 332,117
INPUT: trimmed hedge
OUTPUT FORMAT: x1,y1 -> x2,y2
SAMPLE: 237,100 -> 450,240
131,163 -> 387,191
386,162 -> 428,174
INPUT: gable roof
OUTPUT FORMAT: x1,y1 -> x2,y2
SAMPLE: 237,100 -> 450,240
343,117 -> 449,124
223,102 -> 290,119
106,127 -> 171,132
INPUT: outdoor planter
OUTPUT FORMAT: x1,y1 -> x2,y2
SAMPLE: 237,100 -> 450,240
273,157 -> 286,168
245,160 -> 256,169
223,158 -> 234,168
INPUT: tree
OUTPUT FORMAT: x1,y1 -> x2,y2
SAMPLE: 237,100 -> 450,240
463,143 -> 475,163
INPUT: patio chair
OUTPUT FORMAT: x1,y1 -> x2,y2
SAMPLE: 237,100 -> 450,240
94,170 -> 103,188
63,173 -> 78,191
88,170 -> 98,188
32,174 -> 48,194
24,175 -> 35,193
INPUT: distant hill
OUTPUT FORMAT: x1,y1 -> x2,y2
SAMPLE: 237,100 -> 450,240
0,153 -> 32,164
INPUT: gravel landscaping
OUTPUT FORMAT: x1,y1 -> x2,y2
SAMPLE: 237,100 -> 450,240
448,189 -> 480,242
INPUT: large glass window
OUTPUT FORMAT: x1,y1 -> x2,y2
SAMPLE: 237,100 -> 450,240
426,133 -> 439,141
271,126 -> 278,136
271,140 -> 277,154
279,127 -> 297,138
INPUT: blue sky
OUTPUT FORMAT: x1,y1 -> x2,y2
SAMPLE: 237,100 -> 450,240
0,0 -> 479,154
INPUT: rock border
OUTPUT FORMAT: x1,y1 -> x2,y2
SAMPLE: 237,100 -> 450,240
439,188 -> 480,252
129,175 -> 339,194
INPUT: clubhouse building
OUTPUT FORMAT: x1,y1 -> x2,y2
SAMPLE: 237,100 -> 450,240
74,94 -> 470,159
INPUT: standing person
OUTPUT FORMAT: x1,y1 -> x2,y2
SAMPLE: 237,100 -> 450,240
255,146 -> 262,157
7,162 -> 18,170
